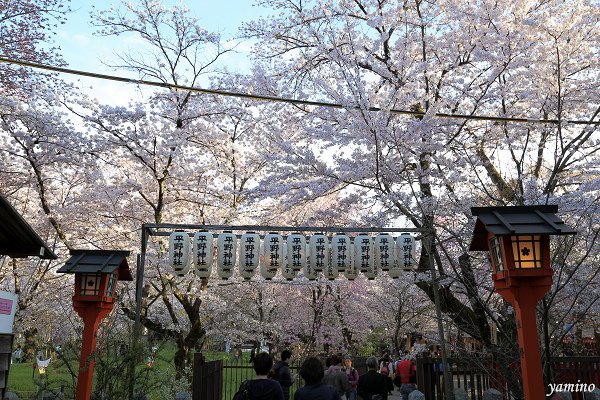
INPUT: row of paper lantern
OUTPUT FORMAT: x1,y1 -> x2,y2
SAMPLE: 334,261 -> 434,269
168,231 -> 417,280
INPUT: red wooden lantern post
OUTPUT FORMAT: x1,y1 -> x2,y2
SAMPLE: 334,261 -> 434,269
58,250 -> 133,400
469,205 -> 576,399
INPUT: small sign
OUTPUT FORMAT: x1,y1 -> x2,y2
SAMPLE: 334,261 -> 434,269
0,291 -> 18,333
0,298 -> 13,315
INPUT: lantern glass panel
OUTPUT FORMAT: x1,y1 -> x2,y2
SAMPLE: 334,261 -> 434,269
105,273 -> 116,297
80,273 -> 101,296
511,235 -> 542,269
489,236 -> 505,272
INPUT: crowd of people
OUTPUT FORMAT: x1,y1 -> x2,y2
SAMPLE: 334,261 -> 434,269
234,349 -> 420,400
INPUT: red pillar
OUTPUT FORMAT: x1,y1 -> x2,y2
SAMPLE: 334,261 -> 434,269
74,304 -> 113,400
496,279 -> 550,400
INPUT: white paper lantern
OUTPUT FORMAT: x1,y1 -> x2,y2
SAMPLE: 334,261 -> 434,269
259,264 -> 276,280
168,231 -> 190,276
309,234 -> 329,272
303,244 -> 318,280
323,250 -> 339,280
388,237 -> 403,279
260,232 -> 283,280
303,267 -> 318,280
217,231 -> 237,279
240,232 -> 260,280
193,231 -> 213,278
343,247 -> 357,280
374,233 -> 395,272
287,233 -> 306,271
354,234 -> 375,279
398,233 -> 416,270
281,251 -> 296,281
332,234 -> 352,272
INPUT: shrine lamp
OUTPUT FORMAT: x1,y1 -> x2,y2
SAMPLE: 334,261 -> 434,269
469,205 -> 576,277
58,250 -> 133,306
469,205 -> 576,400
57,250 -> 133,400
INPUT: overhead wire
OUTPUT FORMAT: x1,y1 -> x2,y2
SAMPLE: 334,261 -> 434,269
1,56 -> 598,126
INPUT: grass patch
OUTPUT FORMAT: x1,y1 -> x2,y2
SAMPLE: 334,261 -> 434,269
6,361 -> 74,399
7,348 -> 294,400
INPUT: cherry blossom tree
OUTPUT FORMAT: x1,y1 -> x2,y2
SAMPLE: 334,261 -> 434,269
0,0 -> 69,96
242,0 -> 599,390
0,89 -> 95,355
1,3 -> 597,394
56,0 -> 278,374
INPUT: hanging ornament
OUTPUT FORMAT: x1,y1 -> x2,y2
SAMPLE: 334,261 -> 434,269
374,233 -> 395,272
332,234 -> 351,272
355,234 -> 375,279
309,234 -> 329,272
287,233 -> 306,271
168,231 -> 190,276
398,233 -> 416,270
217,231 -> 237,279
193,231 -> 213,279
240,232 -> 260,280
260,232 -> 283,280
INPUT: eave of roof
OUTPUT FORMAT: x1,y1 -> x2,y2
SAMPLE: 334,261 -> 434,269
0,195 -> 57,260
57,249 -> 133,281
469,205 -> 576,251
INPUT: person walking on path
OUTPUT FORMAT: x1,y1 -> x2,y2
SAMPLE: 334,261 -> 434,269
342,355 -> 359,400
294,357 -> 341,400
395,355 -> 417,400
357,356 -> 388,400
379,353 -> 394,395
233,352 -> 284,400
322,354 -> 351,399
272,349 -> 294,400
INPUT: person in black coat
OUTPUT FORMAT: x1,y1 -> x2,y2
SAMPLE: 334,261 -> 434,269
272,349 -> 294,400
294,357 -> 340,400
357,356 -> 388,400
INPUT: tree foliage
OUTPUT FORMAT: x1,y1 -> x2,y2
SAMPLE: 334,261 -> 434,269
0,0 -> 69,95
0,1 -> 598,392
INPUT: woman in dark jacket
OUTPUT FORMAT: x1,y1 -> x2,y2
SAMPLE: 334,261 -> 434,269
294,357 -> 341,400
357,356 -> 388,400
234,352 -> 284,400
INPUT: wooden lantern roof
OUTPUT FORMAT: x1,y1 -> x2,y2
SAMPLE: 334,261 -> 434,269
469,205 -> 576,252
0,195 -> 57,259
57,249 -> 133,281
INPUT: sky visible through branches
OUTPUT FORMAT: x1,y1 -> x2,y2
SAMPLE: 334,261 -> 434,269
57,0 -> 269,104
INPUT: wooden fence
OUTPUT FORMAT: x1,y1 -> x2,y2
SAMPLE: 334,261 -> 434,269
192,353 -> 223,400
192,353 -> 371,400
416,355 -> 600,400
550,357 -> 600,400
192,353 -> 600,400
416,356 -> 495,399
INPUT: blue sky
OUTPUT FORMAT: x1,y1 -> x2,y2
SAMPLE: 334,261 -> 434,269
55,0 -> 272,103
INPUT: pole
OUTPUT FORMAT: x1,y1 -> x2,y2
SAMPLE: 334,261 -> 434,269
74,305 -> 112,400
514,299 -> 547,399
427,232 -> 455,400
128,226 -> 148,400
542,298 -> 553,387
496,284 -> 550,400
134,225 -> 148,336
